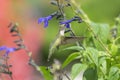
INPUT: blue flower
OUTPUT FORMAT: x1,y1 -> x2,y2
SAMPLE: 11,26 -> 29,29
60,18 -> 75,24
65,23 -> 70,28
60,16 -> 82,28
60,18 -> 75,28
0,46 -> 16,56
38,15 -> 53,28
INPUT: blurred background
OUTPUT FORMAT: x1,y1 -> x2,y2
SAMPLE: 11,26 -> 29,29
0,0 -> 120,80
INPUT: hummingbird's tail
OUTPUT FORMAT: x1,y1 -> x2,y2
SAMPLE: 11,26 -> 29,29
47,46 -> 56,62
47,52 -> 51,62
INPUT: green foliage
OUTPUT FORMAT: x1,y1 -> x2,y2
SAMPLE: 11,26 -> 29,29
39,66 -> 53,80
108,66 -> 120,80
83,68 -> 98,80
90,22 -> 110,49
84,47 -> 99,66
38,1 -> 120,80
62,52 -> 80,68
71,63 -> 87,80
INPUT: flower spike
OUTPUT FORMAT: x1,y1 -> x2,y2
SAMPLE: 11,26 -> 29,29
60,16 -> 82,28
0,46 -> 16,56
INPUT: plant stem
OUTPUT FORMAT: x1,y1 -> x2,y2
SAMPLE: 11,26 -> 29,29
70,0 -> 111,56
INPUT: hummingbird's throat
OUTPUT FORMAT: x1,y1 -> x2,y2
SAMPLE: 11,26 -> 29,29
60,29 -> 65,36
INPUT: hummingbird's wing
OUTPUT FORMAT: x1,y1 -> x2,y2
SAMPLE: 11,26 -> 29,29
61,36 -> 86,45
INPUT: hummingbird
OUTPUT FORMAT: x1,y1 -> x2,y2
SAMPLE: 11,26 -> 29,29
47,24 -> 85,61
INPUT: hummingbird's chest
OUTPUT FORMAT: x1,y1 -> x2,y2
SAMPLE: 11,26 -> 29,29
54,37 -> 62,46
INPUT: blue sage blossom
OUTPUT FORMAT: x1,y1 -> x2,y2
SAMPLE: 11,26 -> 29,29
38,15 -> 53,28
60,18 -> 75,24
0,46 -> 16,56
60,19 -> 74,28
38,12 -> 57,28
60,16 -> 82,28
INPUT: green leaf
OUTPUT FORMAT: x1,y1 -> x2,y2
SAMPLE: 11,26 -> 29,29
90,22 -> 100,35
62,52 -> 80,68
100,58 -> 107,75
110,44 -> 118,56
63,46 -> 83,51
71,63 -> 88,80
83,68 -> 98,80
98,55 -> 108,75
90,22 -> 110,50
99,24 -> 109,43
39,66 -> 53,80
85,47 -> 99,66
91,22 -> 110,43
108,66 -> 120,80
